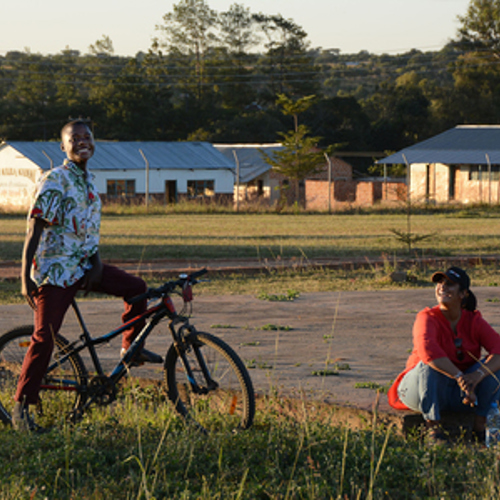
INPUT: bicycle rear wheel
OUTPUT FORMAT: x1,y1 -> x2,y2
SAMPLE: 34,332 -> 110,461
165,331 -> 255,432
0,325 -> 88,427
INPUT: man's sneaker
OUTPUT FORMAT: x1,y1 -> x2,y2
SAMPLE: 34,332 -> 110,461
11,401 -> 45,433
120,347 -> 163,367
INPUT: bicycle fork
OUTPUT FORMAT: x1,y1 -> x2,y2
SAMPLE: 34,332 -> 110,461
174,325 -> 218,395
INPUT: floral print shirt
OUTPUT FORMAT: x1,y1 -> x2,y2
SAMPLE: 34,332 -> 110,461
29,160 -> 101,288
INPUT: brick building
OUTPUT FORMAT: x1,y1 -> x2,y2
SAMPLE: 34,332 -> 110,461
305,156 -> 406,210
215,145 -> 372,208
378,125 -> 500,205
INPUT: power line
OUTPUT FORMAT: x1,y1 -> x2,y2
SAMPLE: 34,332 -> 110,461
0,50 -> 475,81
0,46 -> 498,90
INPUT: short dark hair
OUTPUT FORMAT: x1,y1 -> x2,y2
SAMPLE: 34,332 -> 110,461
60,119 -> 92,139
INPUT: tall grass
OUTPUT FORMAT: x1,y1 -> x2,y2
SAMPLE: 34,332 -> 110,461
0,384 -> 499,499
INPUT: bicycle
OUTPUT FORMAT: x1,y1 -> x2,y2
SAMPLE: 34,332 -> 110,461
0,269 -> 255,433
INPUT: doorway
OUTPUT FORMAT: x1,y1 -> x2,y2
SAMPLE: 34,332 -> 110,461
448,166 -> 457,201
165,180 -> 177,205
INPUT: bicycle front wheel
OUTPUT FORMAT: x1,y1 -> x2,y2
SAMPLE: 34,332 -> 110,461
165,331 -> 255,432
0,325 -> 88,427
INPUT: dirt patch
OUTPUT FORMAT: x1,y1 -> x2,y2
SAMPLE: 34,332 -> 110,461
2,261 -> 499,432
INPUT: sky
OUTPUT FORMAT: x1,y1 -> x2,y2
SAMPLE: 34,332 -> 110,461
0,0 -> 472,57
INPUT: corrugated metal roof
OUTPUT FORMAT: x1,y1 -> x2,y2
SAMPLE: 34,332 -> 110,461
214,144 -> 282,183
377,125 -> 500,165
2,141 -> 235,171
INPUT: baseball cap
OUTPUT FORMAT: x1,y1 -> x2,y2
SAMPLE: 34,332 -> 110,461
431,266 -> 470,290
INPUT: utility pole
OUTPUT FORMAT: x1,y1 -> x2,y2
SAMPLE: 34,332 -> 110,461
139,149 -> 149,212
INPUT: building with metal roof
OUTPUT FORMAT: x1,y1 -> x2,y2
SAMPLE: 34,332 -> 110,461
0,141 -> 235,211
215,144 -> 372,209
214,144 -> 283,205
377,125 -> 500,204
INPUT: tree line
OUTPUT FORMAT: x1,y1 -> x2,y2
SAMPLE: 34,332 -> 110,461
1,0 -> 500,175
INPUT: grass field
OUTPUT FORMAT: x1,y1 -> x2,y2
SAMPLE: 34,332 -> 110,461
2,209 -> 500,303
2,208 -> 500,263
1,208 -> 500,499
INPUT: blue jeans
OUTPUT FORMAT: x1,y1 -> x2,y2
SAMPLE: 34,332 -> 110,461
398,361 -> 500,421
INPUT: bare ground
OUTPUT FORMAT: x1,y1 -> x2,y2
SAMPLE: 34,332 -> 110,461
2,275 -> 500,432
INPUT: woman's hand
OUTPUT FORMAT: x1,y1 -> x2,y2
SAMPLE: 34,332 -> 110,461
457,372 -> 481,406
461,393 -> 476,406
461,371 -> 482,391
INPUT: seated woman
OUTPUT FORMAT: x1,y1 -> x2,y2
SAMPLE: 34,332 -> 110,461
388,266 -> 500,444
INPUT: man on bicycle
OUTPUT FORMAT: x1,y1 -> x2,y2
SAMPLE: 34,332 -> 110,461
13,119 -> 162,432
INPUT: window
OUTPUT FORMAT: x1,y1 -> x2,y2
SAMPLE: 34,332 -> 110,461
107,179 -> 136,198
187,180 -> 215,198
468,165 -> 500,181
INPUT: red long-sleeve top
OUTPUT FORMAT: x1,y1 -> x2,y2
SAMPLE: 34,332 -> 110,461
388,306 -> 500,410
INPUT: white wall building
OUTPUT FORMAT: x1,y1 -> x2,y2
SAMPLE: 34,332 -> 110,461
0,141 -> 236,211
378,125 -> 500,205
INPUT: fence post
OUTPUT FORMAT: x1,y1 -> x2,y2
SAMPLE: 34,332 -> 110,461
139,149 -> 149,212
233,150 -> 240,212
324,152 -> 332,214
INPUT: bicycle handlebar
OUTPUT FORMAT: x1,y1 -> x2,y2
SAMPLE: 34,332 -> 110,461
126,268 -> 208,305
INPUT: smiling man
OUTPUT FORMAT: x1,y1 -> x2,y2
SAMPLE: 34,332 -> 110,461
13,120 -> 162,432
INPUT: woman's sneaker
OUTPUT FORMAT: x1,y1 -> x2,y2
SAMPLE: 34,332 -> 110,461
425,426 -> 450,447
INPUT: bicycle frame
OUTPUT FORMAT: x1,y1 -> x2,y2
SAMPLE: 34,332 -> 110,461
40,269 -> 221,420
44,294 -> 179,392
0,268 -> 255,430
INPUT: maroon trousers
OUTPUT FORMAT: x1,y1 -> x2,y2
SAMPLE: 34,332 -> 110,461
15,264 -> 147,405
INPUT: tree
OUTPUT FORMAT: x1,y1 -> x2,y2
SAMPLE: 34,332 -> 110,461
88,59 -> 173,140
3,53 -> 59,140
209,110 -> 286,142
253,14 -> 319,100
456,0 -> 500,57
304,96 -> 372,150
219,3 -> 258,54
446,1 -> 500,124
362,75 -> 430,150
216,4 -> 259,108
88,35 -> 114,56
262,94 -> 327,205
156,0 -> 219,102
53,49 -> 85,110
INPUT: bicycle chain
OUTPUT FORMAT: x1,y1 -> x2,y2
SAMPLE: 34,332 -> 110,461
88,375 -> 117,406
